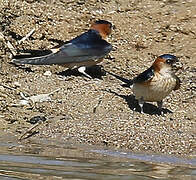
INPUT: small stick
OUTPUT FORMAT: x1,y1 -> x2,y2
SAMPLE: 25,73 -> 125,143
19,120 -> 44,140
47,88 -> 61,95
18,28 -> 35,44
6,41 -> 17,56
0,83 -> 17,91
93,98 -> 102,113
0,32 -> 17,56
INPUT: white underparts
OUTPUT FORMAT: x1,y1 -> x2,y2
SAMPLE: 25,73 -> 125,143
133,72 -> 177,102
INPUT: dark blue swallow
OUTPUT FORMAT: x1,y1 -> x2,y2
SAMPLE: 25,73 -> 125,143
12,20 -> 113,78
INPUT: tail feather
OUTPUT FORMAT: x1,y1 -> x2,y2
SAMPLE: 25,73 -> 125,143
12,53 -> 58,65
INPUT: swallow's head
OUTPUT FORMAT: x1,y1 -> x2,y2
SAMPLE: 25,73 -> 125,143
91,20 -> 113,39
152,54 -> 180,74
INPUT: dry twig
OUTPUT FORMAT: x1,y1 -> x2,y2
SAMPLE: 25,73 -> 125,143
19,120 -> 44,140
0,83 -> 17,91
0,32 -> 17,56
18,28 -> 35,44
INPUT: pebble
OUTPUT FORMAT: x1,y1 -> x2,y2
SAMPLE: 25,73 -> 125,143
44,71 -> 52,76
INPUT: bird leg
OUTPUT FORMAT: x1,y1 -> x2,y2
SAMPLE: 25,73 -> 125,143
78,66 -> 92,79
138,97 -> 144,114
157,101 -> 163,115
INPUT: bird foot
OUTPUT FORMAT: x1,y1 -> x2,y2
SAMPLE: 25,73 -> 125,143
78,66 -> 92,79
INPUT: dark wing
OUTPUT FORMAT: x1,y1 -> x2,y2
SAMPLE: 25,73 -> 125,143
12,30 -> 112,65
133,66 -> 154,84
173,75 -> 181,90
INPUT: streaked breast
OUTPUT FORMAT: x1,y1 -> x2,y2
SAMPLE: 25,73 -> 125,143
133,73 -> 177,102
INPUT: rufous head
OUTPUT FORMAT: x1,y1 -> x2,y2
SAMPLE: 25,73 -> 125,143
152,54 -> 179,74
90,20 -> 113,39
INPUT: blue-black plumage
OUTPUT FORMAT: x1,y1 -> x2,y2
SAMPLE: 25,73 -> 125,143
12,20 -> 113,78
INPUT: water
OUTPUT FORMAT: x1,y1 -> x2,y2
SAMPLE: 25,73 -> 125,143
0,137 -> 195,180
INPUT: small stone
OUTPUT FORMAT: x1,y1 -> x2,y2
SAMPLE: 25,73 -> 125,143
44,71 -> 52,76
28,116 -> 47,124
13,82 -> 21,87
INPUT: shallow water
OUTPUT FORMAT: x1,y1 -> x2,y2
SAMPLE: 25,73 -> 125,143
0,136 -> 195,180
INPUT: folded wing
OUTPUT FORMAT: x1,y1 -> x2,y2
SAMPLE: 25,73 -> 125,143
12,30 -> 112,65
133,66 -> 154,84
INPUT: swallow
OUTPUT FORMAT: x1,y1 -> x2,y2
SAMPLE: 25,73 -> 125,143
132,54 -> 181,114
12,20 -> 113,78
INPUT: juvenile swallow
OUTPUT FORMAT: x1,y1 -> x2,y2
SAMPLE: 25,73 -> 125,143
12,20 -> 113,78
132,54 -> 181,114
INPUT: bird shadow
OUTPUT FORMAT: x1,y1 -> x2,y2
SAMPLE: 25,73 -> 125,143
10,63 -> 34,73
106,71 -> 172,115
57,65 -> 106,79
48,38 -> 67,48
106,71 -> 133,88
107,90 -> 172,115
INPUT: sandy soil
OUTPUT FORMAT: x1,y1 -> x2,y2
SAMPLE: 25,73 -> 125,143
0,0 -> 195,157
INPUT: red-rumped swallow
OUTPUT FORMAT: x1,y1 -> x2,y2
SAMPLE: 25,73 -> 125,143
12,20 -> 113,78
132,54 -> 181,114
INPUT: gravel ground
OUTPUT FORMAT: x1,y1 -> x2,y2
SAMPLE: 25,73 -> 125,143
0,0 -> 195,157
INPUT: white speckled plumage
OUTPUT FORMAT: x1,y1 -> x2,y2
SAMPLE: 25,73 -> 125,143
133,72 -> 178,102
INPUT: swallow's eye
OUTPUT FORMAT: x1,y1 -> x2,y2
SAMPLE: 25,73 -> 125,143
166,59 -> 171,64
